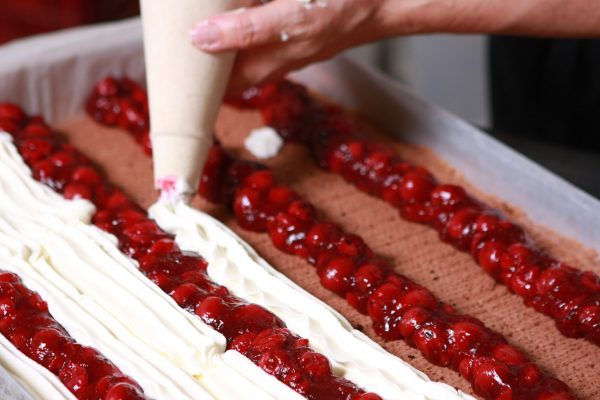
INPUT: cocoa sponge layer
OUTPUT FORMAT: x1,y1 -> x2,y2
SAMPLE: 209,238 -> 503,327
57,106 -> 599,399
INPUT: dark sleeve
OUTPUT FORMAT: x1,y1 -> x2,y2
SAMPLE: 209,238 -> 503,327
489,36 -> 600,152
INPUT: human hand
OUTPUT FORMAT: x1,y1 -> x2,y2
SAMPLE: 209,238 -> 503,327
189,0 -> 396,95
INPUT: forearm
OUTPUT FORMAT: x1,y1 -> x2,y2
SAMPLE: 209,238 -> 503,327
377,0 -> 600,38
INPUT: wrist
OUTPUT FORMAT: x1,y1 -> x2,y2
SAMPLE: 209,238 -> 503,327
373,0 -> 446,36
373,0 -> 517,37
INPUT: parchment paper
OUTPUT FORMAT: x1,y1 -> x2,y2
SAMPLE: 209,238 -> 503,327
0,364 -> 32,400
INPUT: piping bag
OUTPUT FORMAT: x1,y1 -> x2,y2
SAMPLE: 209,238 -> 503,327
140,0 -> 242,202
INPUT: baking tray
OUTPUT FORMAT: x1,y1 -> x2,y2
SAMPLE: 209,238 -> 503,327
0,17 -> 599,399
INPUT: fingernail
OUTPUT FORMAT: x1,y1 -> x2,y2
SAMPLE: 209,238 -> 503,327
190,22 -> 221,49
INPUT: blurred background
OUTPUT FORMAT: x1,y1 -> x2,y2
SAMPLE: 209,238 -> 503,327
1,0 -> 598,198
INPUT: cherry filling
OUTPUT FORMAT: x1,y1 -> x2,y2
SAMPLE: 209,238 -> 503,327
84,78 -> 577,400
0,102 -> 379,400
226,80 -> 600,347
0,270 -> 147,400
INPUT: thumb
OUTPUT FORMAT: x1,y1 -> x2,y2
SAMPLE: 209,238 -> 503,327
189,0 -> 304,52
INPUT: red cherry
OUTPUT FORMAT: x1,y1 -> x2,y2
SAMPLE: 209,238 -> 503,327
50,151 -> 77,168
519,363 -> 542,385
268,186 -> 297,205
0,103 -> 26,123
0,118 -> 20,134
471,359 -> 513,399
287,200 -> 316,222
354,262 -> 388,293
31,159 -> 56,182
397,306 -> 432,339
443,208 -> 480,249
0,272 -> 18,283
413,323 -> 451,366
244,170 -> 274,191
400,202 -> 433,223
63,182 -> 93,200
71,166 -> 102,188
96,77 -> 120,97
229,303 -> 285,336
300,351 -> 332,378
335,234 -> 368,258
478,241 -> 506,277
149,238 -> 178,256
30,328 -> 68,372
106,191 -> 135,212
116,209 -> 146,226
381,174 -> 403,207
367,283 -> 403,325
122,221 -> 166,245
577,305 -> 600,332
431,184 -> 469,209
141,132 -> 152,155
356,394 -> 383,400
402,288 -> 438,310
228,332 -> 257,354
169,283 -> 203,308
195,296 -> 227,328
19,137 -> 53,163
59,361 -> 90,395
492,343 -> 526,365
474,213 -> 500,234
21,121 -> 52,138
0,296 -> 16,318
306,223 -> 340,255
509,264 -> 541,298
451,321 -> 486,356
345,141 -> 367,161
104,382 -> 145,400
251,329 -> 289,352
399,169 -> 435,203
267,212 -> 310,256
318,257 -> 356,295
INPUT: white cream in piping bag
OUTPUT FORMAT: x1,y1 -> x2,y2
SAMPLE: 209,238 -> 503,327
0,131 -> 473,400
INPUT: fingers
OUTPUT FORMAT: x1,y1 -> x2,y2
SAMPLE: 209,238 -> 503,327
190,0 -> 307,52
226,39 -> 340,95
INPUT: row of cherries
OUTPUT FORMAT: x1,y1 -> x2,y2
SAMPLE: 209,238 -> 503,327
0,101 -> 379,400
0,270 -> 147,400
233,79 -> 600,346
86,77 -> 575,400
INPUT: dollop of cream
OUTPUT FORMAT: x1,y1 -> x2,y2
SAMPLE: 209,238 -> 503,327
150,201 -> 475,400
244,126 -> 284,159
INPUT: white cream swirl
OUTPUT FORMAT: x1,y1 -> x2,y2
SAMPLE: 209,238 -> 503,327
150,199 -> 474,400
0,132 -> 303,400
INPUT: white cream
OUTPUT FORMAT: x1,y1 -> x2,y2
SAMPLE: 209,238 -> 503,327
0,132 -> 303,400
244,126 -> 284,159
150,201 -> 474,400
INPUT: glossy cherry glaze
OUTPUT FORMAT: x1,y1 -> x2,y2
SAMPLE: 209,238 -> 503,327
0,270 -> 147,400
84,78 -> 577,400
0,100 -> 379,400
